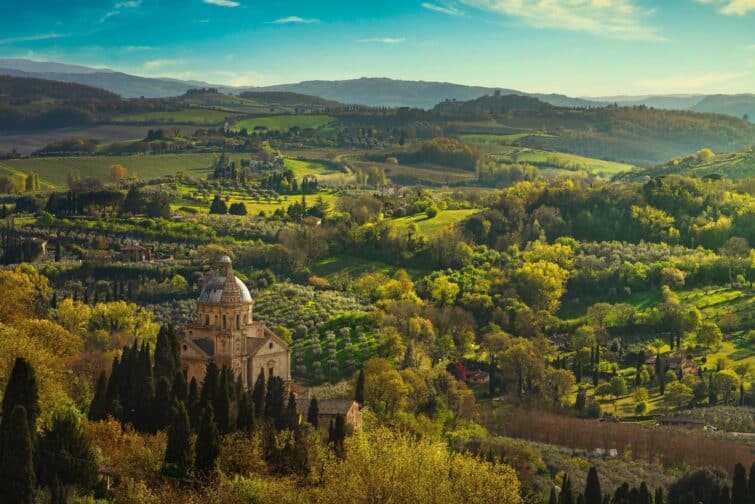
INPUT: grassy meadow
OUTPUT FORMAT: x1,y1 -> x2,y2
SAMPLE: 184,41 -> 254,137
232,114 -> 334,132
110,108 -> 240,125
1,154 -> 218,188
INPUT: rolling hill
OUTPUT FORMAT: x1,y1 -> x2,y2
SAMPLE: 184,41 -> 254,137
619,147 -> 755,180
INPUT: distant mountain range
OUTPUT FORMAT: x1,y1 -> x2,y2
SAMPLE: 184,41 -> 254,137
0,58 -> 753,120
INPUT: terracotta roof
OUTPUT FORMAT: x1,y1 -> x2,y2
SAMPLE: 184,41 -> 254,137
294,399 -> 358,416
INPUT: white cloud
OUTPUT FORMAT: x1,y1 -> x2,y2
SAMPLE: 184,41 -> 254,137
101,0 -> 142,22
696,0 -> 755,15
636,71 -> 752,93
203,0 -> 240,6
460,0 -> 663,41
422,2 -> 463,15
357,37 -> 406,44
271,16 -> 319,24
122,45 -> 153,52
143,59 -> 182,70
213,70 -> 267,86
0,33 -> 68,45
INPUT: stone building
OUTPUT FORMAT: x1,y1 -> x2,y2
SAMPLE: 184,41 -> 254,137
294,399 -> 363,432
180,256 -> 290,387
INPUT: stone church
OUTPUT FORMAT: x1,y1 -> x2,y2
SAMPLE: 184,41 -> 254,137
180,256 -> 291,387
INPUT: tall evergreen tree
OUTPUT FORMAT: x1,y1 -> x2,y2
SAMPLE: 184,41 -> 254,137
355,369 -> 365,405
152,377 -> 173,432
0,406 -> 35,504
286,392 -> 298,430
201,362 -> 219,410
265,377 -> 286,430
655,487 -> 665,504
638,482 -> 652,504
559,474 -> 574,504
164,402 -> 192,472
1,357 -> 40,434
549,488 -> 558,504
333,414 -> 346,457
36,413 -> 98,500
172,370 -> 188,404
584,467 -> 602,504
720,485 -> 731,504
187,377 -> 200,431
214,367 -> 231,435
154,325 -> 181,382
88,370 -> 108,421
252,368 -> 266,418
236,392 -> 254,434
307,397 -> 319,428
194,406 -> 220,479
731,463 -> 748,504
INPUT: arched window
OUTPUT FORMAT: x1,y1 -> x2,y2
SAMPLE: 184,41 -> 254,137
223,315 -> 227,329
205,314 -> 209,326
236,314 -> 240,329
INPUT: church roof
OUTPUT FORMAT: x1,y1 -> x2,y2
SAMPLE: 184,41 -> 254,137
198,256 -> 252,305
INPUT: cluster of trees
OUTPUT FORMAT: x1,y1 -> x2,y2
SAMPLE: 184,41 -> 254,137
0,358 -> 99,503
209,195 -> 247,216
261,169 -> 318,194
398,136 -> 482,171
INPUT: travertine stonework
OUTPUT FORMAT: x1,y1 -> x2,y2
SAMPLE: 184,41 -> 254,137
180,256 -> 291,387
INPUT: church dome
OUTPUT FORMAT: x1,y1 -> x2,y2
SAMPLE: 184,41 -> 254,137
198,256 -> 252,305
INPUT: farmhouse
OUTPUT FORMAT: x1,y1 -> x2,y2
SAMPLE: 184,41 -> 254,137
294,399 -> 363,432
180,256 -> 291,387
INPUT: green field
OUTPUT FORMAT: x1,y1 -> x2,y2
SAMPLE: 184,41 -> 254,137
311,255 -> 426,280
390,208 -> 479,236
462,134 -> 636,175
232,114 -> 334,132
1,154 -> 218,187
110,108 -> 240,125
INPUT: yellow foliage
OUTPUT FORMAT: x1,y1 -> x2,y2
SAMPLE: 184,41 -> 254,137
0,265 -> 52,326
313,427 -> 521,504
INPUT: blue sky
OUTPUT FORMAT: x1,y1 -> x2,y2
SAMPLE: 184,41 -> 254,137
1,0 -> 753,96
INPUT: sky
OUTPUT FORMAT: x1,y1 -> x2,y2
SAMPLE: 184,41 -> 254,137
0,0 -> 753,96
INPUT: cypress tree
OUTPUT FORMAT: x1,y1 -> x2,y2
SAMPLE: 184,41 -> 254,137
214,367 -> 231,435
720,485 -> 731,504
576,361 -> 583,383
709,373 -> 717,405
576,495 -> 585,504
187,377 -> 200,431
584,467 -> 602,504
194,406 -> 220,479
37,412 -> 98,499
164,402 -> 192,471
152,377 -> 173,432
236,392 -> 254,434
748,462 -> 755,504
172,370 -> 188,404
559,474 -> 574,504
307,397 -> 319,428
355,369 -> 365,405
252,368 -> 266,418
134,343 -> 155,431
201,362 -> 219,410
328,419 -> 335,445
549,488 -> 558,504
655,487 -> 665,504
154,325 -> 180,382
731,463 -> 747,504
638,482 -> 652,504
286,392 -> 298,430
1,357 -> 40,434
0,406 -> 35,504
88,371 -> 108,421
265,376 -> 286,430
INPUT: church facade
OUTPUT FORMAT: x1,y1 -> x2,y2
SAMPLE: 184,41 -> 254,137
180,256 -> 291,387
